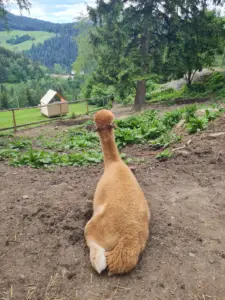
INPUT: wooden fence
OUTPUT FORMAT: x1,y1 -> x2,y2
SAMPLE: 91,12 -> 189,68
0,96 -> 111,133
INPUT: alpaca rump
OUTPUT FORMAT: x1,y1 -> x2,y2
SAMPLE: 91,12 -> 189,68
84,109 -> 150,275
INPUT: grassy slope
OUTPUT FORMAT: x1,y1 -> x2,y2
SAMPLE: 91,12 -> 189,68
0,103 -> 96,129
146,71 -> 225,104
0,30 -> 55,51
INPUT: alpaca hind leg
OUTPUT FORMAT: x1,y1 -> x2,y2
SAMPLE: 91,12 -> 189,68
85,214 -> 116,274
89,240 -> 107,274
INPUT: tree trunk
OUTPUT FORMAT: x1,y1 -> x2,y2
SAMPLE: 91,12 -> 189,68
134,80 -> 146,111
187,71 -> 192,87
133,7 -> 149,111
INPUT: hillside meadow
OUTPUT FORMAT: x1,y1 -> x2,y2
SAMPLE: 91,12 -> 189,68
0,30 -> 55,51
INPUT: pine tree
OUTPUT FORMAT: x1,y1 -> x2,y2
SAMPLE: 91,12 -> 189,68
167,10 -> 225,86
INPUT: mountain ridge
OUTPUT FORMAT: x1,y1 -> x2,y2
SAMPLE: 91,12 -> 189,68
0,12 -> 75,32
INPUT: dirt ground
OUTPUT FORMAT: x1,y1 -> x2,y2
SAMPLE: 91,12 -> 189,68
1,116 -> 225,300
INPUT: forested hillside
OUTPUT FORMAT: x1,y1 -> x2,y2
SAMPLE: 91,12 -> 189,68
24,34 -> 77,72
0,12 -> 78,71
0,46 -> 45,83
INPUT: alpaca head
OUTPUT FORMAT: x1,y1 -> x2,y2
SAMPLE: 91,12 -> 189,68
94,109 -> 116,131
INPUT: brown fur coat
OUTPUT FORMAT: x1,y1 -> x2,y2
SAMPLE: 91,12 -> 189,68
84,109 -> 150,275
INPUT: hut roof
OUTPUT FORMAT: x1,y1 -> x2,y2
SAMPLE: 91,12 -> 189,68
40,89 -> 65,105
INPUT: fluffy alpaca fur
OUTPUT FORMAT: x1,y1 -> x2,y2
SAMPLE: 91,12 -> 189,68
84,109 -> 150,275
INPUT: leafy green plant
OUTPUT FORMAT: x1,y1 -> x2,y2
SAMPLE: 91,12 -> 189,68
183,104 -> 198,122
65,130 -> 99,150
186,116 -> 208,134
9,139 -> 31,149
9,147 -> 103,168
150,133 -> 181,149
115,110 -> 165,148
205,109 -> 220,121
142,109 -> 159,121
0,149 -> 19,160
116,128 -> 143,149
142,122 -> 165,140
162,110 -> 182,129
156,149 -> 173,161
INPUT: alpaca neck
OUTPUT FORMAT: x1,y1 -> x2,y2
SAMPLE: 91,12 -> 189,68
98,129 -> 120,167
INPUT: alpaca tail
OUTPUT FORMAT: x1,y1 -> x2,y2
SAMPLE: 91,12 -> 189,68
106,238 -> 141,275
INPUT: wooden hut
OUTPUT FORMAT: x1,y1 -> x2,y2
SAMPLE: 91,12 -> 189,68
40,89 -> 69,118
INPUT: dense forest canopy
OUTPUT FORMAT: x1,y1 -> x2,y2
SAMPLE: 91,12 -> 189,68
24,34 -> 78,72
0,46 -> 45,83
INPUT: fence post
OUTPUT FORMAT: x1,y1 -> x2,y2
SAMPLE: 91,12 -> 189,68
86,100 -> 89,115
60,102 -> 63,119
12,109 -> 17,133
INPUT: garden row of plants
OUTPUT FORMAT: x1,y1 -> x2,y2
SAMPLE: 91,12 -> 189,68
0,103 -> 223,168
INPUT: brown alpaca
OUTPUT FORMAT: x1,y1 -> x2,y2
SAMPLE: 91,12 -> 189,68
84,109 -> 150,275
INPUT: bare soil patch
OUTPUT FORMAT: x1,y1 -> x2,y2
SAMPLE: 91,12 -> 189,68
0,118 -> 225,300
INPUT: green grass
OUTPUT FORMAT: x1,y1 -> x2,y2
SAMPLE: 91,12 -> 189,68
70,102 -> 96,115
0,30 -> 55,51
0,102 -> 96,129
